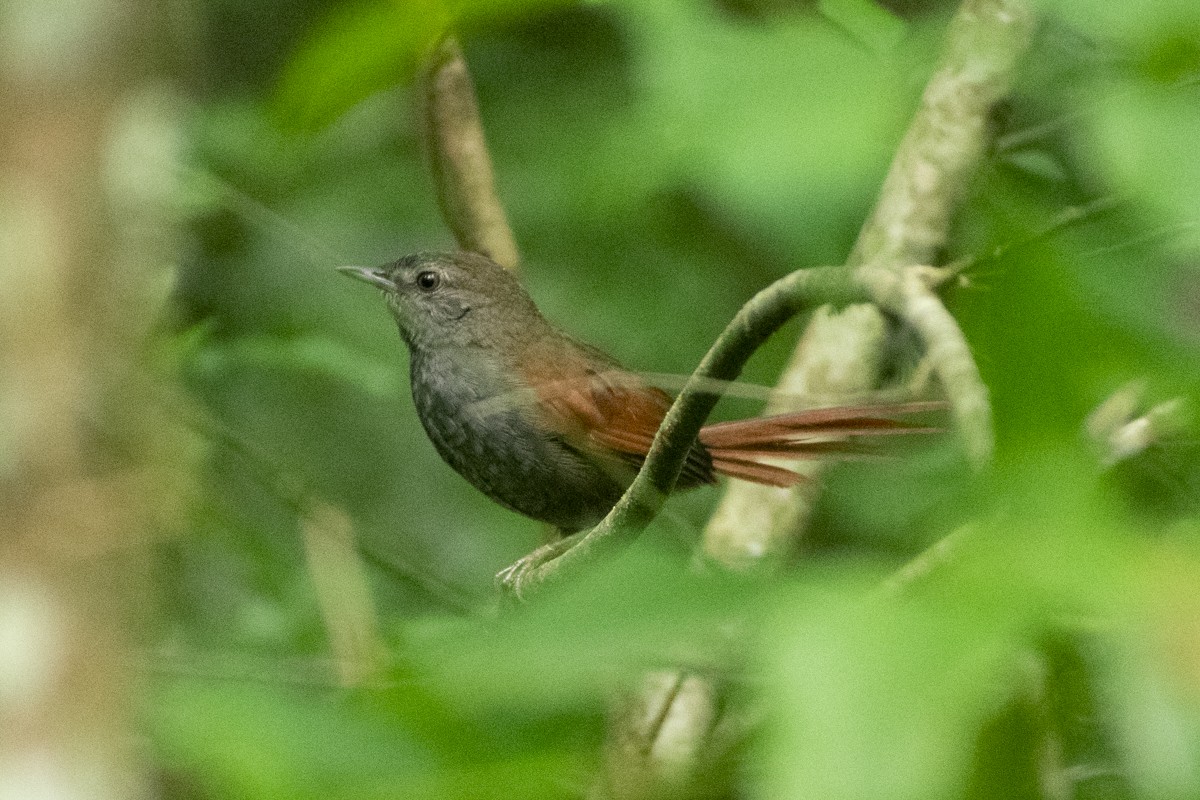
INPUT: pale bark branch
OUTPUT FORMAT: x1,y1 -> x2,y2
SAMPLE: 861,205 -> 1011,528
420,35 -> 520,270
302,504 -> 387,686
849,0 -> 1038,268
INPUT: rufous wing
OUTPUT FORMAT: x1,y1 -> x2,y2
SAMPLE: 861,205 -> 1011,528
520,349 -> 718,487
521,341 -> 940,490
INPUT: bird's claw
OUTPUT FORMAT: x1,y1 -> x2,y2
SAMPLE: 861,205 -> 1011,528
495,535 -> 581,602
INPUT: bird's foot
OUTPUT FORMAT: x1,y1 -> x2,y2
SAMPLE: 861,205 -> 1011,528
495,533 -> 582,602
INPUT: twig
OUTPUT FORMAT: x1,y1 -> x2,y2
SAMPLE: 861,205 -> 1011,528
850,0 -> 1037,267
135,650 -> 349,689
867,266 -> 994,465
877,524 -> 975,596
959,195 -> 1119,273
420,35 -> 520,269
302,503 -> 387,686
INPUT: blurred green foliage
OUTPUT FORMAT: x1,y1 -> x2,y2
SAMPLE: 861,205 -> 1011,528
154,0 -> 1200,797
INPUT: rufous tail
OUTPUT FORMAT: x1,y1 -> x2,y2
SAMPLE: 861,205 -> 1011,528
699,401 -> 943,487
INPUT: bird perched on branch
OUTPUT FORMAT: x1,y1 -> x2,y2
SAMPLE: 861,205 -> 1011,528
340,251 -> 935,532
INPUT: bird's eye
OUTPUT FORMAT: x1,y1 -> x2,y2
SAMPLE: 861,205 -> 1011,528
415,270 -> 441,292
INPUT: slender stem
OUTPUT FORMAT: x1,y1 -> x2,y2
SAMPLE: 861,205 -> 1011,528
420,35 -> 520,269
877,524 -> 975,596
850,0 -> 1038,268
866,266 -> 994,465
302,503 -> 387,686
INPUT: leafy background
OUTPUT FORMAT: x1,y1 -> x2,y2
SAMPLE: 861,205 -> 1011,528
152,0 -> 1200,798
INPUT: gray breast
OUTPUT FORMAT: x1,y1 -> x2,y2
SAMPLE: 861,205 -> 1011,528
408,349 -> 628,531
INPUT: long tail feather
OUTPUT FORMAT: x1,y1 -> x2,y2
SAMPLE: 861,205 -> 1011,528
709,455 -> 806,487
699,402 -> 944,449
703,401 -> 944,485
708,440 -> 890,461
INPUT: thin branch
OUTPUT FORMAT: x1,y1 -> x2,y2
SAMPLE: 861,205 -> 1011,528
958,195 -> 1119,273
500,266 -> 864,598
135,650 -> 346,689
302,503 -> 388,686
850,0 -> 1037,268
420,35 -> 520,269
867,266 -> 994,465
877,524 -> 975,596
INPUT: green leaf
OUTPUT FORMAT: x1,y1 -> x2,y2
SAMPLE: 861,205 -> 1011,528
276,0 -> 578,131
818,0 -> 907,54
607,0 -> 913,262
761,583 -> 1023,800
194,335 -> 402,397
275,0 -> 449,131
1087,80 -> 1200,252
1104,540 -> 1200,798
152,679 -> 435,800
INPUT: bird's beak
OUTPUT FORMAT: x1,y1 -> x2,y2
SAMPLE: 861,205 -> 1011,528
337,265 -> 393,291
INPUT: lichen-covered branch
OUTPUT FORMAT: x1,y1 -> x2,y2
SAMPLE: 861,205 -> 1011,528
420,35 -> 520,269
850,0 -> 1037,268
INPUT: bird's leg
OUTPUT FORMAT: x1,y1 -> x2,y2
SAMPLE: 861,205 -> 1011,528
495,530 -> 584,602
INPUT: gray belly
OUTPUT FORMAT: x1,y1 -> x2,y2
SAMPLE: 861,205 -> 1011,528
409,353 -> 629,531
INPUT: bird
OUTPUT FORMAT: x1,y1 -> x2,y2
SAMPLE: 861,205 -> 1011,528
339,251 -> 935,533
